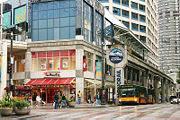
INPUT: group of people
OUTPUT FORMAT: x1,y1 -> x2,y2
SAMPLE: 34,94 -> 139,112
87,92 -> 100,105
54,93 -> 68,109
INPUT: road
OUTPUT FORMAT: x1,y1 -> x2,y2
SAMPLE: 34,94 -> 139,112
1,103 -> 180,120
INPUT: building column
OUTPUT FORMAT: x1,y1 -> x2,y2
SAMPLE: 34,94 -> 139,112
154,76 -> 159,103
161,78 -> 166,103
25,49 -> 31,84
75,47 -> 84,103
165,81 -> 169,102
0,41 -> 7,99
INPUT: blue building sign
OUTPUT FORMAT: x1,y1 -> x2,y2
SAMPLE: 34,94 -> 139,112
116,70 -> 121,98
109,49 -> 123,64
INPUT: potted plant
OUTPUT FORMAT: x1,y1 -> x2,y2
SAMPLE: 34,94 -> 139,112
13,98 -> 31,115
0,94 -> 14,116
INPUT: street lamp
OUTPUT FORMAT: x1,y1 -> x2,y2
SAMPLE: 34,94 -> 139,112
0,24 -> 14,93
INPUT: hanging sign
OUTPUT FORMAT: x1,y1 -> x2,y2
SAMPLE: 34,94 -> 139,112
96,62 -> 102,75
109,49 -> 123,64
116,70 -> 121,98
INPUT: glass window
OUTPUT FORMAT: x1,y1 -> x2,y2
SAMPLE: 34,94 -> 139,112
140,36 -> 146,43
48,19 -> 53,28
70,17 -> 76,26
140,25 -> 146,33
59,1 -> 69,8
70,8 -> 76,16
113,7 -> 121,16
122,10 -> 129,18
39,29 -> 47,41
54,28 -> 59,40
60,17 -> 70,27
84,51 -> 93,72
48,10 -> 53,19
48,28 -> 54,40
60,27 -> 70,39
122,0 -> 129,6
54,18 -> 60,27
132,23 -> 138,31
32,30 -> 38,41
48,2 -> 54,10
39,20 -> 47,29
122,21 -> 129,28
32,4 -> 39,11
95,11 -> 103,46
54,1 -> 59,9
131,12 -> 138,20
139,4 -> 145,12
39,11 -> 47,19
39,3 -> 48,10
105,6 -> 109,10
70,0 -> 76,8
54,9 -> 60,18
113,0 -> 120,4
60,8 -> 69,17
131,1 -> 138,10
32,12 -> 39,20
70,26 -> 76,39
32,20 -> 39,29
140,15 -> 146,22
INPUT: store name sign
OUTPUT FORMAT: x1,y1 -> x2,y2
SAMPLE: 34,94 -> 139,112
117,70 -> 121,98
109,49 -> 123,64
44,71 -> 60,78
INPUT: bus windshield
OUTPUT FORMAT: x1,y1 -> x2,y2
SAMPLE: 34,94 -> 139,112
120,88 -> 135,97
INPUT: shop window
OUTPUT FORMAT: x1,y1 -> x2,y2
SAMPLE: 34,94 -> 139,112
84,51 -> 93,72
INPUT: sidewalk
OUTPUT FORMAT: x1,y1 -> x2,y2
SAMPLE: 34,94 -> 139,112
34,103 -> 116,109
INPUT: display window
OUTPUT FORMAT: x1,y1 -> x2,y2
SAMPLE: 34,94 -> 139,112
84,51 -> 93,72
13,55 -> 25,73
31,50 -> 75,71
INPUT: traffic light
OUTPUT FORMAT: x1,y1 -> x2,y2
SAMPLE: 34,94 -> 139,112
7,63 -> 12,73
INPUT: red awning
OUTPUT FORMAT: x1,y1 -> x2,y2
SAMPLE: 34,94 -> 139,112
25,78 -> 75,85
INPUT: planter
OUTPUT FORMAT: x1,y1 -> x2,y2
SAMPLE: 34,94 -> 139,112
68,102 -> 76,107
0,108 -> 13,116
14,107 -> 31,115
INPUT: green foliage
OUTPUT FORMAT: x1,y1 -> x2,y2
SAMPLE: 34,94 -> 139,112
177,80 -> 180,84
0,94 -> 14,108
13,98 -> 30,110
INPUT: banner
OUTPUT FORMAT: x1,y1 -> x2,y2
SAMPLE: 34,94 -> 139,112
14,5 -> 26,24
0,56 -> 1,82
96,62 -> 102,75
2,11 -> 11,29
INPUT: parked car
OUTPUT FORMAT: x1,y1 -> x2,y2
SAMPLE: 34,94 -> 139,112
170,98 -> 179,104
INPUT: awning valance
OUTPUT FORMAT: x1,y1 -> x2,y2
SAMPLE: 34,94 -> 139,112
25,78 -> 75,85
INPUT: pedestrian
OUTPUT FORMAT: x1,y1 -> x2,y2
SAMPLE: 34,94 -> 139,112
96,92 -> 100,106
88,91 -> 91,104
36,93 -> 41,107
60,94 -> 67,108
54,92 -> 59,109
77,90 -> 82,104
32,92 -> 37,108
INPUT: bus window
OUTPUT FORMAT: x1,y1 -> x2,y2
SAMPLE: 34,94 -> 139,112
120,88 -> 135,97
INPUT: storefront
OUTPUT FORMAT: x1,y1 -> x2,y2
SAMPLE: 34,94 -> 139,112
26,78 -> 76,103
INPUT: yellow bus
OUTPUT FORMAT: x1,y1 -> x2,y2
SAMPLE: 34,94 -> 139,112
119,84 -> 152,105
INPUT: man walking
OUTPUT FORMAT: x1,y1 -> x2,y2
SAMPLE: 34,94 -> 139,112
60,94 -> 67,108
77,90 -> 82,104
54,93 -> 59,109
96,92 -> 100,106
88,91 -> 91,104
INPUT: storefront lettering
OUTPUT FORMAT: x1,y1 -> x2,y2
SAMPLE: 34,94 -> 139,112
44,72 -> 60,78
117,70 -> 121,98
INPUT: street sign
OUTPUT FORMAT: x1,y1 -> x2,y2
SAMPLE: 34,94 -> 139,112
109,49 -> 124,64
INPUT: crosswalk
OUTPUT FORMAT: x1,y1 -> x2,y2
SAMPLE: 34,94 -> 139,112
4,104 -> 180,120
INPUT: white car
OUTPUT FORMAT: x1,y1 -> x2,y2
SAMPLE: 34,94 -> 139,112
170,98 -> 179,104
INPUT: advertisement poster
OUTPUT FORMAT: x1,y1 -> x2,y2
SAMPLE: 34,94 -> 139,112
14,5 -> 26,24
40,59 -> 46,70
62,58 -> 69,68
96,62 -> 102,75
2,11 -> 11,29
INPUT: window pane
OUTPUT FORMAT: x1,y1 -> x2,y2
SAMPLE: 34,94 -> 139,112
122,10 -> 129,18
39,20 -> 47,29
122,0 -> 129,6
48,19 -> 53,28
48,10 -> 53,19
140,25 -> 146,32
54,1 -> 59,9
131,1 -> 138,10
113,0 -> 120,5
60,17 -> 69,27
113,7 -> 121,16
39,29 -> 47,41
48,28 -> 53,40
38,58 -> 47,71
48,2 -> 53,10
32,20 -> 38,29
70,26 -> 75,39
70,17 -> 76,26
60,8 -> 69,17
32,12 -> 39,20
60,27 -> 70,39
32,30 -> 38,41
32,4 -> 39,11
70,8 -> 76,16
132,23 -> 138,31
54,18 -> 60,27
122,21 -> 129,28
59,1 -> 69,8
39,3 -> 47,10
132,12 -> 138,20
54,28 -> 59,40
39,11 -> 47,19
140,15 -> 146,22
70,0 -> 76,7
54,9 -> 60,18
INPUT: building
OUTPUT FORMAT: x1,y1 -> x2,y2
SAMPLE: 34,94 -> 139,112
99,0 -> 159,69
0,0 -> 175,104
158,0 -> 180,74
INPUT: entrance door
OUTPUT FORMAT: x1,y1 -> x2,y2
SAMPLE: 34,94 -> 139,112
47,89 -> 54,103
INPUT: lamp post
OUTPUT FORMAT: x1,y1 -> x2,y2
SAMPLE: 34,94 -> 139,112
101,41 -> 105,105
0,24 -> 14,93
